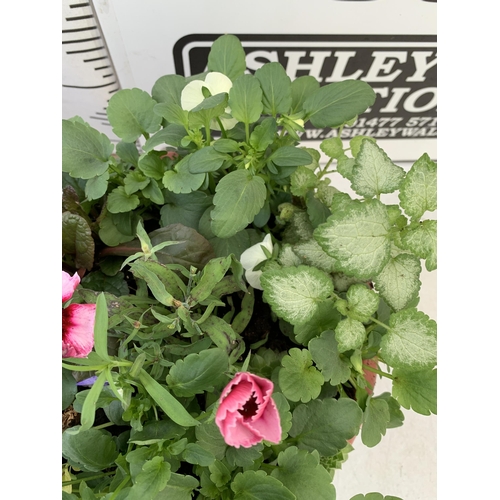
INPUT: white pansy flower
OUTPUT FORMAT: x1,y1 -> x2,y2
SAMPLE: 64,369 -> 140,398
240,234 -> 273,290
180,72 -> 238,131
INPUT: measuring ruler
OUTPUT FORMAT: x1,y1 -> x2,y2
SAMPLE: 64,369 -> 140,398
62,0 -> 120,141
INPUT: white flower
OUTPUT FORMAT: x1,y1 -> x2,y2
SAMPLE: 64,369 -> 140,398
240,234 -> 273,290
180,72 -> 238,130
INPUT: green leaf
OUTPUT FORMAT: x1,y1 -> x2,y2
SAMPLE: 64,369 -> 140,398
143,124 -> 187,151
231,470 -> 295,500
77,371 -> 108,432
151,74 -> 186,105
399,153 -> 437,219
124,170 -> 150,195
93,293 -> 110,362
271,446 -> 336,500
195,420 -> 227,460
138,369 -> 200,427
351,140 -> 405,197
98,216 -> 136,247
375,392 -> 405,429
161,191 -> 213,230
400,219 -> 437,271
207,34 -> 247,81
189,256 -> 232,304
62,211 -> 95,271
320,137 -> 344,159
129,419 -> 185,445
62,369 -> 77,410
189,92 -> 229,128
279,348 -> 324,402
198,315 -> 242,358
255,62 -> 292,116
130,260 -> 176,306
290,398 -> 363,455
308,329 -> 351,384
142,178 -> 164,205
85,171 -> 109,201
228,74 -> 263,125
163,156 -> 206,194
62,119 -> 113,179
211,170 -> 267,238
335,318 -> 367,353
107,186 -> 140,213
303,80 -> 376,128
62,427 -> 118,472
374,253 -> 422,311
187,146 -> 228,174
293,239 -> 338,274
294,302 -> 342,345
154,100 -> 189,128
392,367 -> 437,415
159,473 -> 199,500
213,138 -> 240,153
314,199 -> 392,279
138,151 -> 167,180
269,146 -> 312,167
290,166 -> 318,197
182,443 -> 216,466
249,117 -> 278,152
344,283 -> 380,322
290,75 -> 320,114
116,140 -> 139,166
351,494 -> 403,500
361,396 -> 390,447
166,348 -> 228,397
128,456 -> 171,500
381,308 -> 437,371
350,136 -> 377,158
261,265 -> 334,325
208,460 -> 231,488
226,443 -> 264,468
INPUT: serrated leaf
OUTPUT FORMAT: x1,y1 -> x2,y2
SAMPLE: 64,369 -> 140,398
345,283 -> 380,322
226,443 -> 264,468
271,446 -> 336,500
211,170 -> 267,238
62,119 -> 113,179
320,137 -> 344,159
167,348 -> 228,397
400,219 -> 437,271
124,170 -> 150,195
107,186 -> 140,213
255,62 -> 292,116
290,165 -> 318,196
399,153 -> 437,219
392,368 -> 437,415
232,470 -> 295,500
85,171 -> 109,201
309,329 -> 351,384
361,396 -> 390,447
303,79 -> 376,128
290,398 -> 363,455
163,156 -> 206,194
293,239 -> 338,273
160,473 -> 199,500
350,135 -> 377,158
107,88 -> 162,142
279,348 -> 324,402
335,318 -> 367,353
228,74 -> 263,125
128,456 -> 171,500
381,308 -> 437,371
314,199 -> 392,279
261,265 -> 334,325
141,178 -> 164,204
351,140 -> 405,197
62,211 -> 95,270
207,34 -> 247,81
374,253 -> 422,311
337,157 -> 356,181
351,493 -> 403,500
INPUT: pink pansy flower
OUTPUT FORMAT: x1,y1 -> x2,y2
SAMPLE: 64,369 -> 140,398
215,372 -> 282,448
62,271 -> 96,358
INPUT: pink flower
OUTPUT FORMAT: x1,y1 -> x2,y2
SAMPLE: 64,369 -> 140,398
62,271 -> 96,358
215,372 -> 282,448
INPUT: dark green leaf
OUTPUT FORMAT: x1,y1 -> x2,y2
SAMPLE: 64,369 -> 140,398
161,191 -> 213,230
392,367 -> 437,415
107,186 -> 140,213
231,470 -> 295,500
187,146 -> 228,174
107,88 -> 162,142
255,62 -> 292,116
303,80 -> 376,128
290,76 -> 320,114
62,369 -> 77,410
249,117 -> 278,151
116,141 -> 139,166
229,74 -> 263,125
62,211 -> 95,271
207,34 -> 247,81
270,146 -> 312,167
143,124 -> 187,151
151,74 -> 186,105
361,396 -> 390,447
62,119 -> 113,179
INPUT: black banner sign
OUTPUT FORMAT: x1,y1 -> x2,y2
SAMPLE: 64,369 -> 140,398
173,34 -> 437,142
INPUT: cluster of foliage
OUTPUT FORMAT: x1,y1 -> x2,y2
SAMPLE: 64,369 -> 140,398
62,34 -> 437,500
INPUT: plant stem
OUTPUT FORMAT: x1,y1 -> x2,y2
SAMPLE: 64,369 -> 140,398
62,471 -> 115,486
362,364 -> 394,380
93,421 -> 115,430
369,317 -> 390,330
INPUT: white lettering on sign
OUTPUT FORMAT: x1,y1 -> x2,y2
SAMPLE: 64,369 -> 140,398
283,51 -> 332,82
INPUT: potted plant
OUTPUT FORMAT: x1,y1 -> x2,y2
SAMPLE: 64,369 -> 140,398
62,34 -> 437,500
